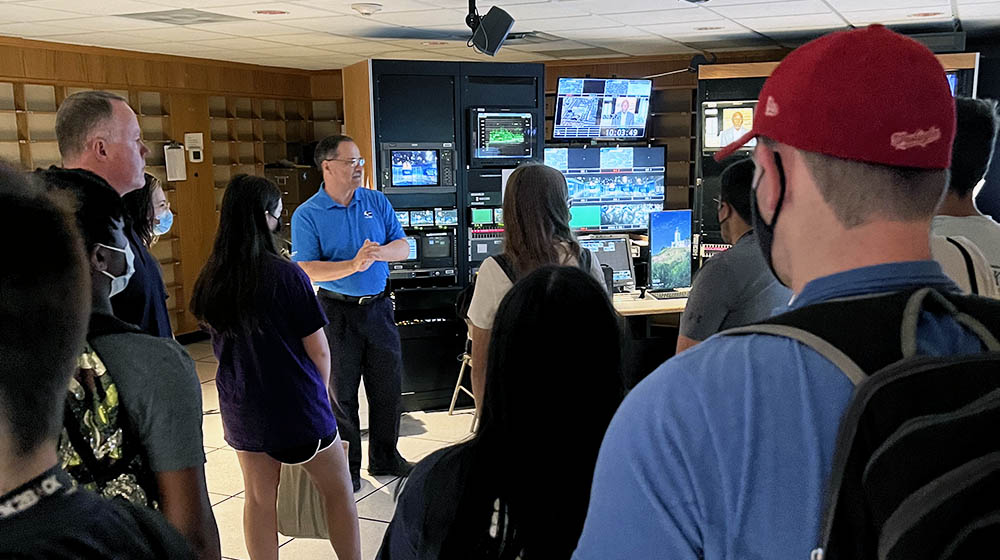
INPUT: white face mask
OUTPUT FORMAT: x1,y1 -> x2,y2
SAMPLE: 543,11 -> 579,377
97,241 -> 136,298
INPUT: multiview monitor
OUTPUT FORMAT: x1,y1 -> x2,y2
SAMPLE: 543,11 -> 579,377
648,210 -> 693,291
702,100 -> 758,154
579,235 -> 635,291
470,109 -> 535,167
544,146 -> 665,232
390,149 -> 439,187
553,78 -> 652,140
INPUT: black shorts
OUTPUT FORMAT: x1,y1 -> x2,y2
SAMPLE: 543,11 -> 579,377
266,432 -> 337,465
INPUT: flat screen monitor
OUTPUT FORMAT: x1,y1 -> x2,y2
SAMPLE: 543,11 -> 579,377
494,208 -> 503,224
390,150 -> 439,187
404,236 -> 418,261
410,209 -> 434,226
553,78 -> 652,140
648,210 -> 693,291
702,101 -> 758,153
471,110 -> 534,165
434,208 -> 458,226
421,234 -> 451,259
544,146 -> 665,232
580,236 -> 634,290
471,208 -> 494,225
395,210 -> 410,227
946,71 -> 958,96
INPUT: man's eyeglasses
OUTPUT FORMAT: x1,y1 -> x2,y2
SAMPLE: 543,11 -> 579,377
713,196 -> 724,210
325,157 -> 365,167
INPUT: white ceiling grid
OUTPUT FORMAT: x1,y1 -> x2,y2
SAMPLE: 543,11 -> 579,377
0,0 -> 994,70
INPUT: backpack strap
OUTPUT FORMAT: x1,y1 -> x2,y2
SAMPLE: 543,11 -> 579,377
492,254 -> 517,283
944,237 -> 980,295
579,247 -> 593,273
899,288 -> 1000,358
722,324 -> 867,386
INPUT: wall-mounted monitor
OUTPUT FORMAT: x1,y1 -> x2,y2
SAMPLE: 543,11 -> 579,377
395,210 -> 410,227
544,146 -> 665,232
434,208 -> 459,226
404,236 -> 419,261
702,100 -> 757,154
469,109 -> 535,167
946,71 -> 958,96
410,209 -> 435,226
553,78 -> 652,140
471,208 -> 495,225
648,210 -> 693,291
390,149 -> 439,187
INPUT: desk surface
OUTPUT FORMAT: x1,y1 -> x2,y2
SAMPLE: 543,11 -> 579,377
613,292 -> 688,316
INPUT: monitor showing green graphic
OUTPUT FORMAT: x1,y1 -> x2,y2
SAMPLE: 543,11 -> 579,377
470,109 -> 535,166
648,210 -> 692,291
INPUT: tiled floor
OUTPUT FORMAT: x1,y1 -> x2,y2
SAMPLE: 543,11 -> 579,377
185,341 -> 476,560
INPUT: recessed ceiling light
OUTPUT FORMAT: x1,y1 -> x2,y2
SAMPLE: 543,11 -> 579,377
253,9 -> 289,15
908,12 -> 944,18
695,26 -> 725,31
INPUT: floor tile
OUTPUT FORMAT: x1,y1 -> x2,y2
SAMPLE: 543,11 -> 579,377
209,492 -> 235,506
202,380 -> 220,413
203,412 -> 228,448
400,410 -> 476,443
195,360 -> 218,383
277,518 -> 389,560
186,341 -> 215,361
355,478 -> 400,523
213,496 -> 292,560
205,447 -> 245,496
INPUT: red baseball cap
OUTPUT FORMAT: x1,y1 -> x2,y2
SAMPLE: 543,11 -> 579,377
715,24 -> 955,169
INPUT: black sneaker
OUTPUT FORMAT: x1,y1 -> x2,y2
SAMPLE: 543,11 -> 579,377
352,477 -> 362,493
368,460 -> 415,478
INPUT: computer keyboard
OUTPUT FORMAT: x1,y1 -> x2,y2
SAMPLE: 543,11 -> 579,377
648,290 -> 688,300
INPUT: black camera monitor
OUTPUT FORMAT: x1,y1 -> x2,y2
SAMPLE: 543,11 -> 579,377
470,109 -> 534,167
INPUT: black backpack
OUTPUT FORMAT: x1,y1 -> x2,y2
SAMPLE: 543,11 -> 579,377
722,288 -> 1000,560
455,249 -> 598,321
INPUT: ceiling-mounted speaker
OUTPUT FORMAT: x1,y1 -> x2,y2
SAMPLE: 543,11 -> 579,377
471,6 -> 514,56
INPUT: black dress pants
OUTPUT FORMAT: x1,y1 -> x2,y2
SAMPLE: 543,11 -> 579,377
319,294 -> 404,482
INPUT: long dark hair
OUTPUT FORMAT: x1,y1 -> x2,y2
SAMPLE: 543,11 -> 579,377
191,174 -> 281,335
502,164 -> 581,276
441,266 -> 624,559
121,173 -> 157,247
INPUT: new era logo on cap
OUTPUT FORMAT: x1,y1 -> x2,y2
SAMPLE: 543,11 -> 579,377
715,25 -> 955,170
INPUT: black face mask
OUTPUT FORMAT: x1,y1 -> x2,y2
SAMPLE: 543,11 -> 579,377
751,152 -> 788,287
272,219 -> 282,235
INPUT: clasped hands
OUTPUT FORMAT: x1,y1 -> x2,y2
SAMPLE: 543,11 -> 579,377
351,239 -> 383,273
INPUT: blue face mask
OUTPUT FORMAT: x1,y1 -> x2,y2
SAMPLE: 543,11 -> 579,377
153,210 -> 173,236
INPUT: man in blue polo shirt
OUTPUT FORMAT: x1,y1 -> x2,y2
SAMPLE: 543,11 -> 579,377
292,135 -> 413,492
574,26 -> 989,559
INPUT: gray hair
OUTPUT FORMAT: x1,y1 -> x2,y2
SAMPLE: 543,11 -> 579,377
313,135 -> 355,168
55,91 -> 129,160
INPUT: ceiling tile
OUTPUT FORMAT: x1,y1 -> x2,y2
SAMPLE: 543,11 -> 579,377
512,14 -> 623,32
586,38 -> 697,56
40,32 -> 155,46
57,16 -> 176,31
382,38 -> 470,49
708,0 -> 833,19
317,40 -> 401,55
427,0 -> 551,7
0,21 -> 86,37
639,19 -> 746,38
23,0 -> 169,16
357,9 -> 468,27
289,0 -> 440,14
740,13 -> 848,31
258,32 -> 359,45
142,0 -> 273,7
843,8 -> 954,25
186,20 -> 307,36
510,39 -> 591,52
118,27 -> 235,42
507,3 -> 591,19
190,36 -> 290,49
243,45 -> 333,56
959,3 -> 1000,17
201,2 -> 340,20
605,8 -> 722,26
1,4 -> 83,22
557,0 -> 701,15
825,0 -> 948,12
276,15 -> 406,35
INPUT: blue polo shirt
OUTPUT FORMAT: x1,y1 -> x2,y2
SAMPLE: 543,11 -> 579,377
291,186 -> 405,297
574,261 -> 986,560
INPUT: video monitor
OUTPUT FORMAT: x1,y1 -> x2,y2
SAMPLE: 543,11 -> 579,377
648,210 -> 693,291
580,236 -> 634,290
494,208 -> 503,224
395,210 -> 410,227
544,146 -> 665,232
410,209 -> 434,226
553,78 -> 652,140
404,236 -> 418,261
421,234 -> 451,259
471,208 -> 494,225
470,110 -> 534,166
702,101 -> 757,153
435,208 -> 458,226
947,72 -> 958,96
390,150 -> 439,187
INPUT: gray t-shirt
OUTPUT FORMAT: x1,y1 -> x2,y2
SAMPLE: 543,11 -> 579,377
680,231 -> 792,341
89,332 -> 205,473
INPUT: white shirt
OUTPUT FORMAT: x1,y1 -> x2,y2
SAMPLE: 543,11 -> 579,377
932,215 -> 1000,291
467,246 -> 607,330
930,235 -> 999,298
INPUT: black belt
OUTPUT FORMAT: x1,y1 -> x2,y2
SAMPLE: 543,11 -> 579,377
318,288 -> 387,305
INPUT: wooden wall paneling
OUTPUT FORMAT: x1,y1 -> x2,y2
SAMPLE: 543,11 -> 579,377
342,61 -> 374,187
700,53 -> 979,80
311,72 -> 344,100
12,83 -> 29,168
166,92 -> 214,334
0,45 -> 24,78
